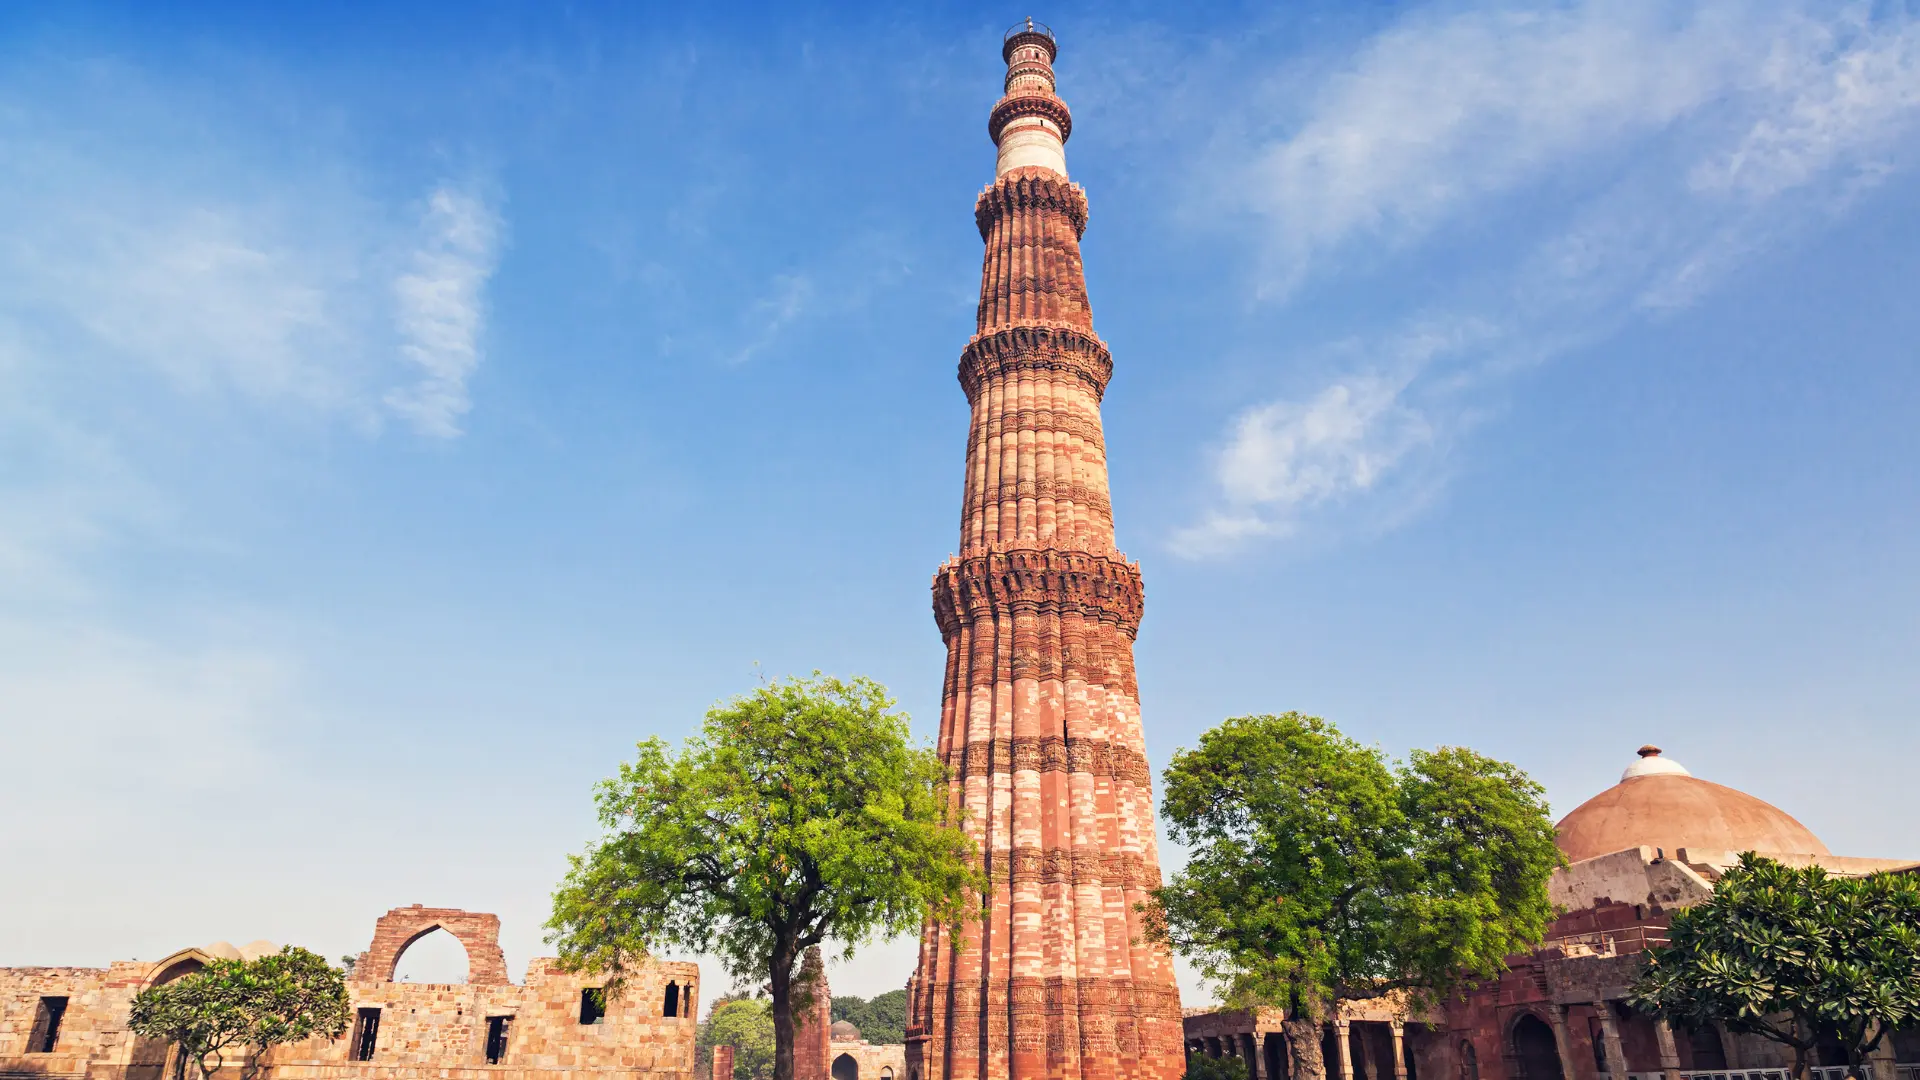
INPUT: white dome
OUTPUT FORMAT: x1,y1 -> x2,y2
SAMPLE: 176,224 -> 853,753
1621,745 -> 1691,780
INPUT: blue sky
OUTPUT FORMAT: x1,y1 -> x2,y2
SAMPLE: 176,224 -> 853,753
2,0 -> 1917,1005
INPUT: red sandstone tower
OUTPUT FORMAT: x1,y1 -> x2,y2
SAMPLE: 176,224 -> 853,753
905,21 -> 1184,1080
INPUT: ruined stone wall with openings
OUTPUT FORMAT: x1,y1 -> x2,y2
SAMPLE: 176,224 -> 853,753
0,908 -> 699,1080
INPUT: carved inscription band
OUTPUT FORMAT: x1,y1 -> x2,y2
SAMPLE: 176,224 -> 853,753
979,847 -> 1161,890
935,976 -> 1185,1019
956,735 -> 1152,785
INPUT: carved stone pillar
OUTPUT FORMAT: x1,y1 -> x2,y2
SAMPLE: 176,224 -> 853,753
1246,1033 -> 1266,1080
1594,1003 -> 1628,1079
1550,1007 -> 1583,1080
1391,1023 -> 1409,1080
1867,1039 -> 1896,1080
1653,1022 -> 1682,1080
1334,1021 -> 1356,1080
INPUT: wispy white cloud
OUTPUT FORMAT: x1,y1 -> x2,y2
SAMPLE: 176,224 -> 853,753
1245,0 -> 1750,293
0,144 -> 358,409
387,185 -> 505,438
1172,322 -> 1491,558
0,58 -> 510,590
1692,10 -> 1920,201
726,272 -> 815,366
1180,0 -> 1920,556
0,64 -> 506,436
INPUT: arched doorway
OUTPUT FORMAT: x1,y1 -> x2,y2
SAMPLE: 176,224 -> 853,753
127,952 -> 209,1080
1513,1015 -> 1564,1080
833,1054 -> 860,1080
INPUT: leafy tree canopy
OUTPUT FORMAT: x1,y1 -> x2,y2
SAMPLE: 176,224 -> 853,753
1148,713 -> 1562,1080
831,990 -> 907,1045
1629,853 -> 1920,1080
547,674 -> 981,1080
128,947 -> 349,1080
1185,1054 -> 1249,1080
699,997 -> 776,1080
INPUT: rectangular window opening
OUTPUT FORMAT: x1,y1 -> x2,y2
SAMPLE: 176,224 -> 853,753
29,997 -> 69,1054
579,988 -> 606,1025
353,1008 -> 382,1061
485,1016 -> 512,1064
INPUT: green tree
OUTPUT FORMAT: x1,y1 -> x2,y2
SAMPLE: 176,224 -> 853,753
1185,1054 -> 1249,1080
699,997 -> 776,1080
547,674 -> 982,1080
128,947 -> 349,1080
1147,713 -> 1562,1080
1628,853 -> 1920,1080
831,989 -> 907,1044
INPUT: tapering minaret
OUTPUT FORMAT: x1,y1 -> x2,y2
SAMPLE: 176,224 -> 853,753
905,21 -> 1184,1080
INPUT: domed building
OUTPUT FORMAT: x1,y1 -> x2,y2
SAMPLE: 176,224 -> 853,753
1440,747 -> 1918,1080
1554,747 -> 1829,865
1184,746 -> 1919,1080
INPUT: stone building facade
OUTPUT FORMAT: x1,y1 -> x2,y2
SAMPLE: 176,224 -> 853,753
1182,748 -> 1920,1080
0,905 -> 698,1080
829,1024 -> 905,1080
904,20 -> 1184,1080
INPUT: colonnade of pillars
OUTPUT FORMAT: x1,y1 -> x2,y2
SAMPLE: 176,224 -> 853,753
1546,1000 -> 1659,1080
1186,1020 -> 1413,1080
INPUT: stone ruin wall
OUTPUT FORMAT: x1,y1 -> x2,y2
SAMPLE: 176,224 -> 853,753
0,905 -> 698,1080
827,1040 -> 904,1080
0,962 -> 150,1080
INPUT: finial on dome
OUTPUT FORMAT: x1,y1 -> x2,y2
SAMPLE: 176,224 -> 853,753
1622,744 -> 1691,780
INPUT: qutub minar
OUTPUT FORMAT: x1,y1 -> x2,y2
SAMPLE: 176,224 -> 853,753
904,22 -> 1187,1080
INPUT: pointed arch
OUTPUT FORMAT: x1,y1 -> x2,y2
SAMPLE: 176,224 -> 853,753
391,926 -> 470,984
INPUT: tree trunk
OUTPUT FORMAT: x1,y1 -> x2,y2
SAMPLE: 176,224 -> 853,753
771,942 -> 796,1080
1286,1017 -> 1327,1080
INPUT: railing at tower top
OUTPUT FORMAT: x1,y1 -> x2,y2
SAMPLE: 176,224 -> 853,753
1005,18 -> 1055,43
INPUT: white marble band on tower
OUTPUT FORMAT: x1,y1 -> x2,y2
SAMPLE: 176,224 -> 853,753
991,23 -> 1070,178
